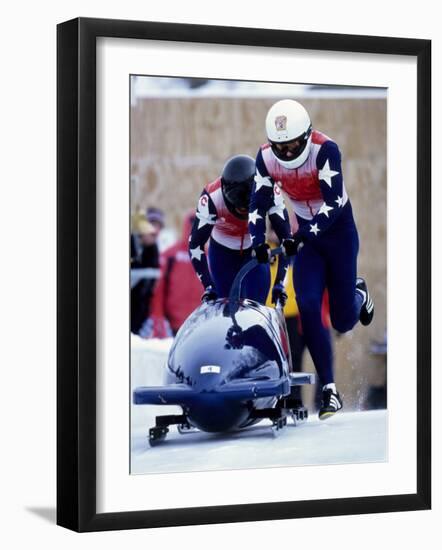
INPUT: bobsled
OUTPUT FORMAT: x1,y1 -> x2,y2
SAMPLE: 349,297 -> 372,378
133,247 -> 315,445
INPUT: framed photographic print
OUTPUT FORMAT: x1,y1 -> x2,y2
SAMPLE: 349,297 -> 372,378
57,17 -> 431,532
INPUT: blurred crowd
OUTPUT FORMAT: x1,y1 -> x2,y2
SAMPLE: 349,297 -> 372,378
131,207 -> 202,338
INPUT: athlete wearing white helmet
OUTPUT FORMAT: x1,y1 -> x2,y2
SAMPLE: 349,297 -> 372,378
249,99 -> 375,420
265,99 -> 313,170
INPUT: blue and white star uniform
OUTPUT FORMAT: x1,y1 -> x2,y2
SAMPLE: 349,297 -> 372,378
189,176 -> 290,302
249,130 -> 364,386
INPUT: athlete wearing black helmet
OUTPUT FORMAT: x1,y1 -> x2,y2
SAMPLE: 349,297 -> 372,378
220,154 -> 255,219
189,154 -> 290,304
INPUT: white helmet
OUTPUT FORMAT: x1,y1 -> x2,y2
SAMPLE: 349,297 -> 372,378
265,99 -> 312,169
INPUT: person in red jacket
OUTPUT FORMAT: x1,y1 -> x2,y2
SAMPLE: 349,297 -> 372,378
141,211 -> 202,338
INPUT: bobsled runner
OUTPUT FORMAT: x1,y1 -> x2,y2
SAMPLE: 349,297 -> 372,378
133,246 -> 315,445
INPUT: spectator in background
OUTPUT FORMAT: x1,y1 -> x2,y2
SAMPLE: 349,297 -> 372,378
146,206 -> 173,252
131,210 -> 160,334
146,206 -> 165,233
131,211 -> 159,268
140,211 -> 202,338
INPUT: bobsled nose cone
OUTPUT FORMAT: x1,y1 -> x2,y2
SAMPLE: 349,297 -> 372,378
187,395 -> 249,432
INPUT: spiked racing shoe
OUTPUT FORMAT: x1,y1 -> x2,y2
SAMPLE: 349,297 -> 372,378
356,277 -> 374,326
319,387 -> 343,420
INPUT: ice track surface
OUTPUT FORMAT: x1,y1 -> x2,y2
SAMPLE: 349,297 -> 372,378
131,407 -> 387,475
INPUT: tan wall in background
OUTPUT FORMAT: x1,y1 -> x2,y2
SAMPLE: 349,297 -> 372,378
131,97 -> 387,410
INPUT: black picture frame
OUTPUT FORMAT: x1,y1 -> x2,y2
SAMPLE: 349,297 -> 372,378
57,17 -> 431,532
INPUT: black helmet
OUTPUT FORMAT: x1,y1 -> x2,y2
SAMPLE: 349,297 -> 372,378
221,155 -> 255,219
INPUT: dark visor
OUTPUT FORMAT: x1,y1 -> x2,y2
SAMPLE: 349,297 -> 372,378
222,176 -> 253,210
270,126 -> 312,162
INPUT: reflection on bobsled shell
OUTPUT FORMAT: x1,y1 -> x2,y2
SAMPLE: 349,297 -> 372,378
167,299 -> 287,389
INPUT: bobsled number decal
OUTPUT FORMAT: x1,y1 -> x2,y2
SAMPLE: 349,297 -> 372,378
200,365 -> 221,374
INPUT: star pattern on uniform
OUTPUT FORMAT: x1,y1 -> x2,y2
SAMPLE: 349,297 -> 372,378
254,170 -> 273,192
309,223 -> 320,236
195,197 -> 216,229
319,159 -> 339,188
248,209 -> 263,225
190,246 -> 204,261
318,202 -> 334,218
269,185 -> 286,219
335,195 -> 344,207
269,203 -> 286,220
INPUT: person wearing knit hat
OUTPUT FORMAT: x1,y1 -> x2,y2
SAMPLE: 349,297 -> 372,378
146,207 -> 165,234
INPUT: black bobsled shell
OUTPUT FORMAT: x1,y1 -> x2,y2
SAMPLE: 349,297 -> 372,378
162,299 -> 291,431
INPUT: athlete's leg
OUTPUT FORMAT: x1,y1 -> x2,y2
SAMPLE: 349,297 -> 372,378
285,315 -> 306,402
208,239 -> 243,297
242,260 -> 271,303
322,205 -> 364,333
293,243 -> 333,386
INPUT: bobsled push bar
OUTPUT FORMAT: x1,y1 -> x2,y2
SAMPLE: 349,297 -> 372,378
228,245 -> 284,315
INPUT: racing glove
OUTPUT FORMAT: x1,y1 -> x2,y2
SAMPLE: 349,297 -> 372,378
253,242 -> 271,263
282,235 -> 303,257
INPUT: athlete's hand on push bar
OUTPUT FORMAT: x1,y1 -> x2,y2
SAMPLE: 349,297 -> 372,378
252,243 -> 271,263
282,235 -> 303,256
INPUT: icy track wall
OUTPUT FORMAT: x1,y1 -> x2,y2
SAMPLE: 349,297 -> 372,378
130,96 -> 387,411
